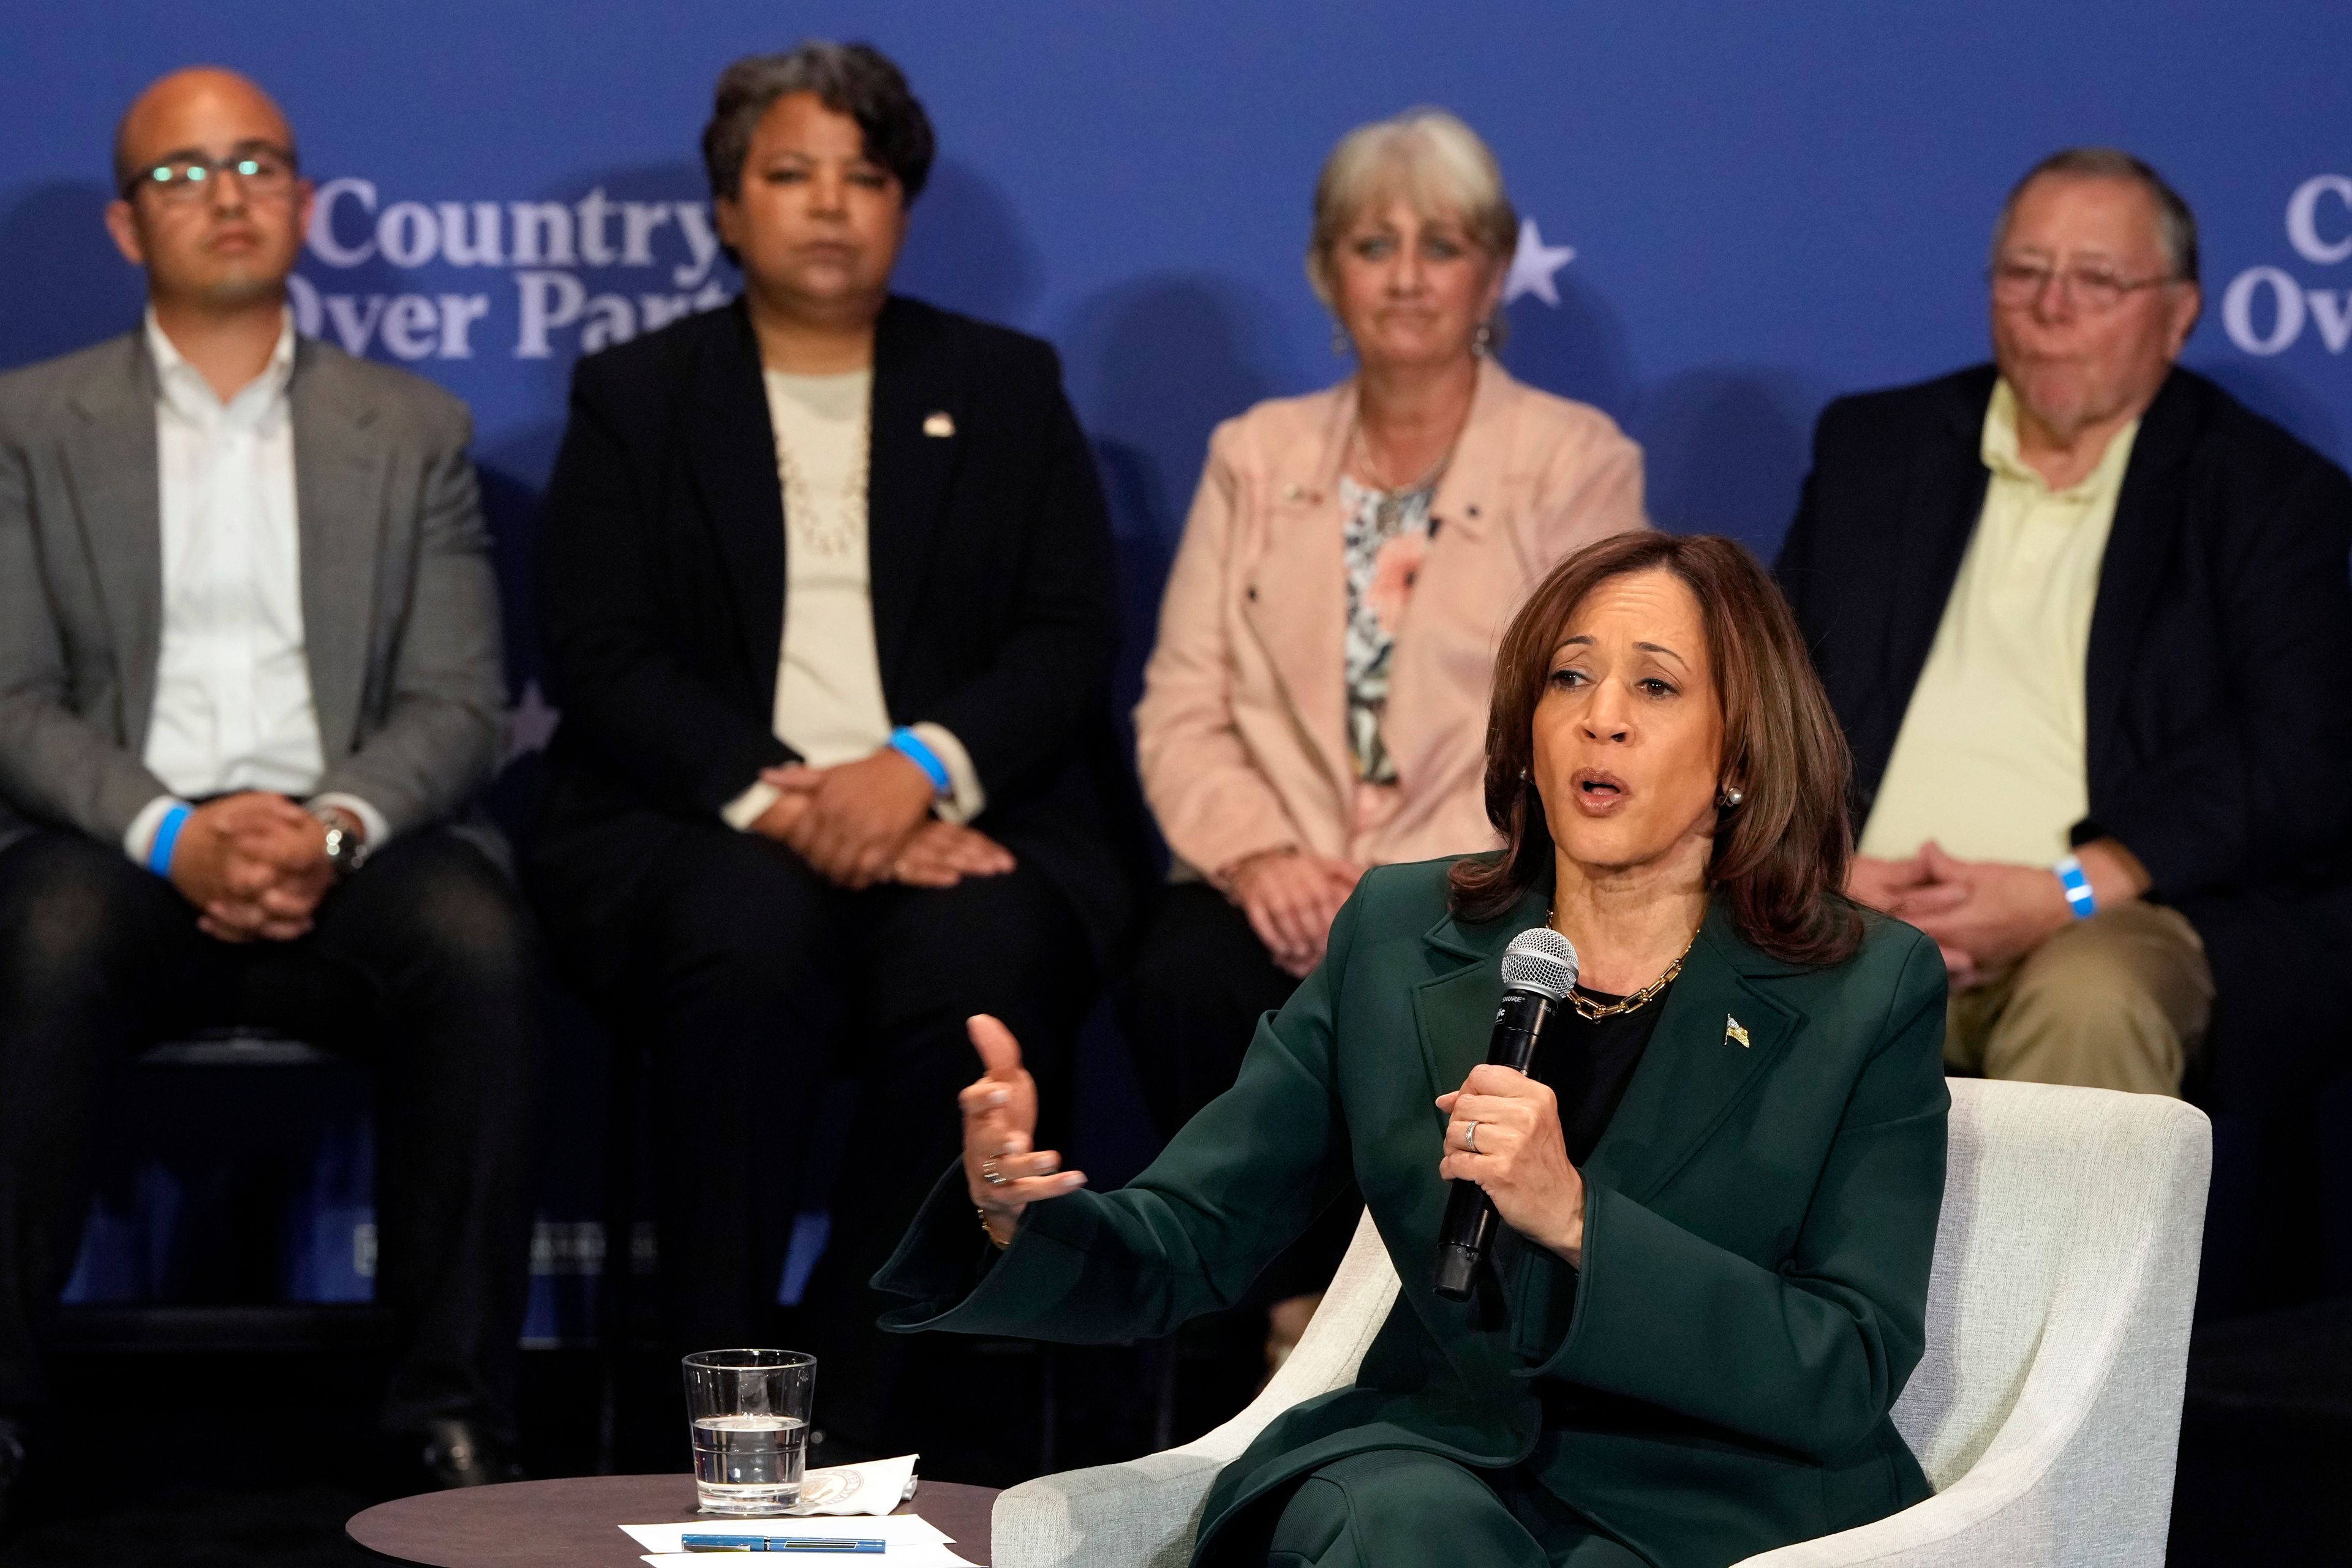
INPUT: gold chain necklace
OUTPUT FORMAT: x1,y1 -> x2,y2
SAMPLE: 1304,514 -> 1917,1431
1564,924 -> 1701,1021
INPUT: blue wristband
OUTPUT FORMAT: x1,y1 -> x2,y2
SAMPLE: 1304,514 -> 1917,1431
2053,853 -> 2096,920
148,802 -> 194,876
888,727 -> 952,797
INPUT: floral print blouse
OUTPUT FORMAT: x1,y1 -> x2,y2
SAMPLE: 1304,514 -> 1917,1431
1339,473 -> 1435,785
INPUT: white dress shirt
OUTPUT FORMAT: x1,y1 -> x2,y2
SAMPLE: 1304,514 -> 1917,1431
123,309 -> 385,865
722,367 -> 982,832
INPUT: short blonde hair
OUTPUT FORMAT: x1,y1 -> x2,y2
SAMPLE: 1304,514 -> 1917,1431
1306,108 -> 1518,311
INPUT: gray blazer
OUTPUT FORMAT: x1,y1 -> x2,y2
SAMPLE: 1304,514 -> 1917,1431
0,328 -> 507,860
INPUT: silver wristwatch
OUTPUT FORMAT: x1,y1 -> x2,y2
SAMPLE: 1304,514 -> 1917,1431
309,804 -> 371,877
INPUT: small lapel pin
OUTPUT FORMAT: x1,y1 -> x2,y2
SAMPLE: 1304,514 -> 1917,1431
1725,1016 -> 1751,1049
922,411 -> 955,438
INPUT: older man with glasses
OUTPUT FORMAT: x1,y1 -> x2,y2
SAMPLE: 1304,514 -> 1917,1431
1777,147 -> 2352,1125
0,69 -> 540,1519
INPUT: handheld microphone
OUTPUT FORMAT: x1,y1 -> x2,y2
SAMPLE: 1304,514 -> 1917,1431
1433,925 -> 1578,1301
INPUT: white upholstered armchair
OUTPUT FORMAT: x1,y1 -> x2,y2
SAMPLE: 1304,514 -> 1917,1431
989,1077 -> 2212,1568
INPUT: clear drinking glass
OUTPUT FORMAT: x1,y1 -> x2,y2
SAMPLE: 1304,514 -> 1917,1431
682,1348 -> 818,1515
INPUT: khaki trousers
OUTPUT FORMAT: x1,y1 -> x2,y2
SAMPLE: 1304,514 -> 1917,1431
1945,901 -> 2214,1098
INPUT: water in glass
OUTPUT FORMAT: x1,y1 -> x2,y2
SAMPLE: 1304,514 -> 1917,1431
692,1412 -> 807,1513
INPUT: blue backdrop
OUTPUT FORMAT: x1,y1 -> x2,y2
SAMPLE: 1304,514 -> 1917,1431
6,2 -> 2348,1329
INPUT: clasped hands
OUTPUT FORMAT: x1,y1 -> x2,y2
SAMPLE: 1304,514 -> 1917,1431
748,745 -> 1012,891
169,791 -> 337,943
1849,840 -> 2127,990
1223,848 -> 1366,978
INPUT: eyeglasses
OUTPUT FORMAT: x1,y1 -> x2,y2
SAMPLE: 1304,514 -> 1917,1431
122,145 -> 298,204
1988,258 -> 2177,314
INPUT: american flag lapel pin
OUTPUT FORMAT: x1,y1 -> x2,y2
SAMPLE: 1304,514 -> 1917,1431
1725,1016 -> 1750,1049
923,410 -> 955,438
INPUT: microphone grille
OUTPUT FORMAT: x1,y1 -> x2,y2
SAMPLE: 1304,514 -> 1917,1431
1501,925 -> 1580,1000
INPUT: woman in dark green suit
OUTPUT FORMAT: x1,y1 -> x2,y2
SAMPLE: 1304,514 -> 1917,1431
877,533 -> 1950,1568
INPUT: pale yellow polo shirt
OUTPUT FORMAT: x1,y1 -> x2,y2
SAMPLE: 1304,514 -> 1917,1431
1856,380 -> 2139,866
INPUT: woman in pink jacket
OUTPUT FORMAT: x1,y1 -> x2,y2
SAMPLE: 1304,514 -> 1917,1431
1123,108 -> 1646,1368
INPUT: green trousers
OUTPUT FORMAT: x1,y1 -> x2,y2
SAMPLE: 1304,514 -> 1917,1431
1265,1450 -> 1648,1567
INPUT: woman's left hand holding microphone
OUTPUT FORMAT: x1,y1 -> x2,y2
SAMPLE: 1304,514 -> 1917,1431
962,1014 -> 1087,1248
1437,1065 -> 1587,1265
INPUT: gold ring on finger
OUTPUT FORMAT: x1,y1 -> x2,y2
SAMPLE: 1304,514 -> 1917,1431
979,1156 -> 1010,1186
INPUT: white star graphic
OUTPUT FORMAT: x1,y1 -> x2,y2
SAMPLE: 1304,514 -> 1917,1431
503,677 -> 561,766
1504,217 -> 1577,307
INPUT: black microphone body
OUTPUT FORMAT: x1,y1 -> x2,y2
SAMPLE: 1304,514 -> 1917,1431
1433,987 -> 1561,1300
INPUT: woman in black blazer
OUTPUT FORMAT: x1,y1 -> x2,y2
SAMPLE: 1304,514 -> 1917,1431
528,41 -> 1134,1458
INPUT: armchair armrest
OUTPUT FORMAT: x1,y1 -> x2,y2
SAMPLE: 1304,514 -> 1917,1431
991,1212 -> 1401,1568
1730,1090 -> 2210,1568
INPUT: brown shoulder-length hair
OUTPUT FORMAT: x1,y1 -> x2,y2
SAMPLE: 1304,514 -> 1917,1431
1450,532 -> 1863,968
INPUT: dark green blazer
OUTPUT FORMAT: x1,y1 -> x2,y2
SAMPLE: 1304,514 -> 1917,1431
877,858 -> 1949,1568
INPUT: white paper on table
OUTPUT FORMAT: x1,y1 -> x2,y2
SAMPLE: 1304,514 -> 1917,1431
621,1455 -> 937,1550
622,1512 -> 954,1554
643,1550 -> 976,1568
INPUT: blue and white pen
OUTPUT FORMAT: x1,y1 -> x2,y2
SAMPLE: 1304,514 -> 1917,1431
678,1535 -> 886,1553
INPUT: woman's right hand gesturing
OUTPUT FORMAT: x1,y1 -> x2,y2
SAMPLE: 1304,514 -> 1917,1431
962,1014 -> 1087,1247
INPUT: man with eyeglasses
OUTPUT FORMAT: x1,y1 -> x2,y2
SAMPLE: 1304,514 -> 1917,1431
0,68 -> 540,1517
1777,148 -> 2352,1118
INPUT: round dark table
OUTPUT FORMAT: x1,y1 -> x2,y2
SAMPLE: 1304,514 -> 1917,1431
347,1474 -> 997,1566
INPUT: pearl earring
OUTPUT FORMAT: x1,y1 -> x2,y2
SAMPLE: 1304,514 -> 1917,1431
1332,321 -> 1352,358
1473,321 -> 1493,357
1719,786 -> 1744,808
